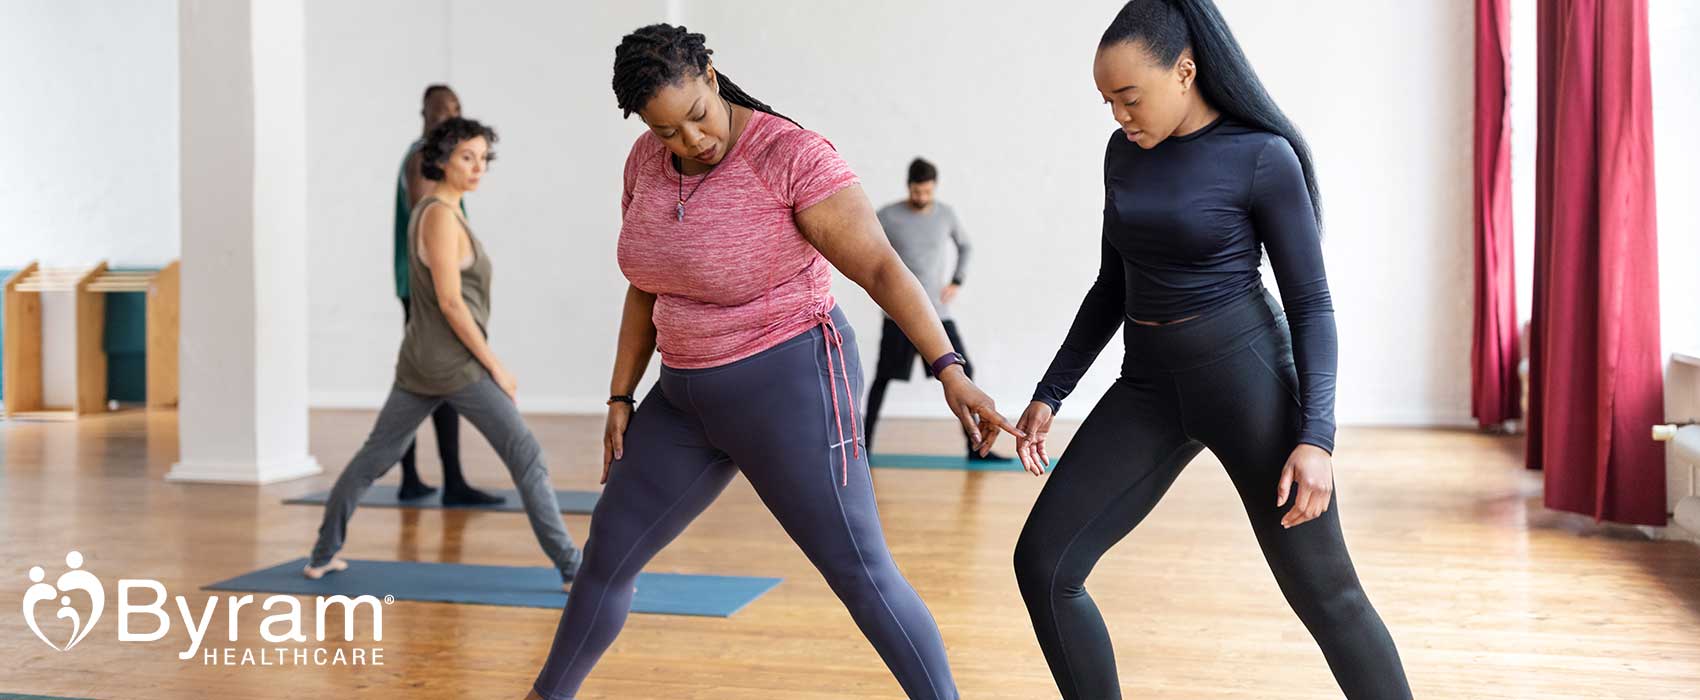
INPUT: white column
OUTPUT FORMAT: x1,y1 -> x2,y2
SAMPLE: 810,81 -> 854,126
170,0 -> 319,484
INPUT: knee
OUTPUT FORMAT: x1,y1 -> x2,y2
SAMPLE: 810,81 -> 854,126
353,431 -> 410,466
814,547 -> 916,607
1012,534 -> 1060,593
500,434 -> 547,476
1015,529 -> 1097,605
571,545 -> 627,590
340,448 -> 400,484
817,551 -> 886,590
1283,571 -> 1372,626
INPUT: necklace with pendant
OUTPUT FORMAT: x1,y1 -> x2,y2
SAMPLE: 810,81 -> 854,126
676,100 -> 736,222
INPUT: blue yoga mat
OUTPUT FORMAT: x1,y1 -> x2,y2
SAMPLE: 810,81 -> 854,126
870,453 -> 1025,472
205,559 -> 781,618
0,695 -> 93,700
283,485 -> 598,514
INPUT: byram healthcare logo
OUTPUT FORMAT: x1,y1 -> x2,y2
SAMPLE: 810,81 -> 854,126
22,551 -> 389,666
23,551 -> 103,651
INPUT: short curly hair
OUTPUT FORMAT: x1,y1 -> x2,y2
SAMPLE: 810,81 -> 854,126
420,117 -> 497,181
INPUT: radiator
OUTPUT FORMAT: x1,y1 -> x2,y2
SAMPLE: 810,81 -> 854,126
1657,353 -> 1700,538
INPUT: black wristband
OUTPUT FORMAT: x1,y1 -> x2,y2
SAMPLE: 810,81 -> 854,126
929,352 -> 966,379
607,394 -> 636,407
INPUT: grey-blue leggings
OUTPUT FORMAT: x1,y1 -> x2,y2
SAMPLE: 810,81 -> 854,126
533,306 -> 958,700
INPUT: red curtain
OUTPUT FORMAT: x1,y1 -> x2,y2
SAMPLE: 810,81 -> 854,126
1472,0 -> 1519,428
1528,0 -> 1665,525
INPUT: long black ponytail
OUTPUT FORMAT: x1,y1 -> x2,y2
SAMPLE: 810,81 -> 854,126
612,24 -> 799,127
1102,0 -> 1321,224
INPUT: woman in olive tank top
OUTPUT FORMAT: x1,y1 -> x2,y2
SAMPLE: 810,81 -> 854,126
305,118 -> 582,588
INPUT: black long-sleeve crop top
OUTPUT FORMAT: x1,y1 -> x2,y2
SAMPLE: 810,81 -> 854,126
1032,117 -> 1339,453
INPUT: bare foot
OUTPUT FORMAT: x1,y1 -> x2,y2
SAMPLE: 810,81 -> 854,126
303,558 -> 348,579
522,689 -> 546,700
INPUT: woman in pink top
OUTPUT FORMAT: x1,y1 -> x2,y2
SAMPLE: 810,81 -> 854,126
528,24 -> 1018,700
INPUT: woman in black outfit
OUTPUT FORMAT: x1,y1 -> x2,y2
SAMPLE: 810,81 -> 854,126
1010,1 -> 1412,698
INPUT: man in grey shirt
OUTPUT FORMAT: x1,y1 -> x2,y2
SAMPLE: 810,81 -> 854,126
866,158 -> 1005,461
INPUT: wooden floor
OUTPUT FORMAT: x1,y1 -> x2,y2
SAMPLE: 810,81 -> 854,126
3,409 -> 1699,699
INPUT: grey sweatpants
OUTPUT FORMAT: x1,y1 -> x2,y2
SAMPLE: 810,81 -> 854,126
308,374 -> 581,580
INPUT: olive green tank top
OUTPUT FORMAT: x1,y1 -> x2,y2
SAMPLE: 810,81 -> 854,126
396,195 -> 493,395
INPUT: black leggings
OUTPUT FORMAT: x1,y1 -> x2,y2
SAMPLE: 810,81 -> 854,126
1013,290 -> 1410,700
864,318 -> 975,452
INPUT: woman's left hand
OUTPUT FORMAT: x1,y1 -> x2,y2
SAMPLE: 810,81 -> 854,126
938,366 -> 1023,456
1276,443 -> 1334,529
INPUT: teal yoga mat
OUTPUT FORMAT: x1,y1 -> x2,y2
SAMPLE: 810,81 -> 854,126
869,453 -> 1025,472
205,559 -> 781,618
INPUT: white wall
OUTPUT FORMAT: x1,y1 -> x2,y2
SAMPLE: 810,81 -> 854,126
0,0 -> 1520,430
304,0 -> 1478,425
1,1 -> 1676,428
303,0 -> 454,407
674,0 -> 1477,424
1650,0 -> 1700,360
304,0 -> 672,412
0,0 -> 179,268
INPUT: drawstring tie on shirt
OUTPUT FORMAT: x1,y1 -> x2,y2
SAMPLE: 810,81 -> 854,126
816,310 -> 859,487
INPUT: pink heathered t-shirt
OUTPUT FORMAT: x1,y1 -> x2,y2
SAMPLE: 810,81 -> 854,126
617,111 -> 861,369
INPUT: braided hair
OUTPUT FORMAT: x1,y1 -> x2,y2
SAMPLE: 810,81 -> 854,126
612,23 -> 798,126
1102,0 -> 1321,225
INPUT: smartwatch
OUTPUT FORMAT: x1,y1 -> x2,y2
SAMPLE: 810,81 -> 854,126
929,352 -> 967,379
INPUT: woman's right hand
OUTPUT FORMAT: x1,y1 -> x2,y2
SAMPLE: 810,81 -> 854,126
602,402 -> 633,484
491,365 -> 519,402
1015,401 -> 1055,476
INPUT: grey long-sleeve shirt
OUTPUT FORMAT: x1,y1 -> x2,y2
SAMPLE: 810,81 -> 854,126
876,201 -> 972,320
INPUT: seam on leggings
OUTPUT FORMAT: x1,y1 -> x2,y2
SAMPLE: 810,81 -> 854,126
548,453 -> 724,691
682,374 -> 701,416
1247,342 -> 1303,407
1151,324 -> 1267,373
1169,374 -> 1195,443
1046,438 -> 1196,700
829,469 -> 943,699
814,338 -> 944,699
531,681 -> 572,700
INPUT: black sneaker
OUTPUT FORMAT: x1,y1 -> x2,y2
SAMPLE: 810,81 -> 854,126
397,481 -> 438,500
442,487 -> 507,506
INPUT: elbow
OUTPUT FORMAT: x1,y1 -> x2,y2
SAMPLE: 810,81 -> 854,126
1279,280 -> 1333,317
863,256 -> 905,293
435,293 -> 465,315
1088,279 -> 1123,308
1293,288 -> 1334,317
